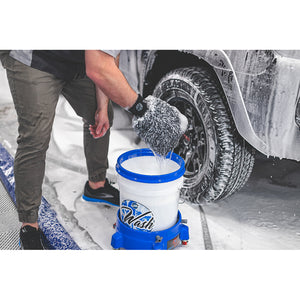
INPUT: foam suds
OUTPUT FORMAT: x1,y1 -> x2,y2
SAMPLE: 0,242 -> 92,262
179,112 -> 188,133
153,150 -> 175,174
121,155 -> 179,176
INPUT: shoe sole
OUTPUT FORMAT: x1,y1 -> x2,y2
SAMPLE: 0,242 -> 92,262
82,195 -> 119,207
19,236 -> 48,250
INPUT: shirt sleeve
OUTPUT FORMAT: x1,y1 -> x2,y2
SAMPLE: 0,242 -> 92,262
100,50 -> 120,58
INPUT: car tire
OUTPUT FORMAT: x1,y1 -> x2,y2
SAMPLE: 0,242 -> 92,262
153,66 -> 255,203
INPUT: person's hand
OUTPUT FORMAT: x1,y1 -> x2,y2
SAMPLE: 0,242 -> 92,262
89,108 -> 110,139
131,95 -> 188,156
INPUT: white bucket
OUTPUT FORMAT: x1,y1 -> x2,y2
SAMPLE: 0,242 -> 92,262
116,148 -> 185,231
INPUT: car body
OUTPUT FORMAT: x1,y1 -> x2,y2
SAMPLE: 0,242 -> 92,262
119,50 -> 300,161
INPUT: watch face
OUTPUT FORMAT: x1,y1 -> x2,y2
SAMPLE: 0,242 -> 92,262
136,103 -> 143,111
120,200 -> 155,232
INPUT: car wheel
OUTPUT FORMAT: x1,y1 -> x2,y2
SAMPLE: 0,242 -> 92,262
153,66 -> 255,203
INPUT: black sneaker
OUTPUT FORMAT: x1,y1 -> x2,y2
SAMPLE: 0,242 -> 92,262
82,179 -> 120,207
20,226 -> 45,250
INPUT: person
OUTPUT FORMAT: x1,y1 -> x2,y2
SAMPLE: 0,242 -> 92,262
0,50 -> 188,250
0,50 -> 120,249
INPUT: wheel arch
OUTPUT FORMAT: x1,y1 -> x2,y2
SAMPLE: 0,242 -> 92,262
142,50 -> 267,154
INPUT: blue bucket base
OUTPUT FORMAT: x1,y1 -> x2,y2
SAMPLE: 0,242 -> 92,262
111,210 -> 189,250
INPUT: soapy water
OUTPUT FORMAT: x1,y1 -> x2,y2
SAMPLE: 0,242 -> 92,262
121,153 -> 179,176
154,151 -> 176,174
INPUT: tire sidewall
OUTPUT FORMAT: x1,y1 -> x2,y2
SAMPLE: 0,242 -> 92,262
153,71 -> 219,200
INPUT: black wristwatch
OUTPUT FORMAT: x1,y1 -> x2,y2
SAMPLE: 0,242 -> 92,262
128,94 -> 148,117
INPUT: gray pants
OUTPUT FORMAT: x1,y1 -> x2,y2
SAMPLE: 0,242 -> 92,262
0,53 -> 113,223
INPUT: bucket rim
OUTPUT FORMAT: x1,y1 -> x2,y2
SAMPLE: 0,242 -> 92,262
116,148 -> 185,183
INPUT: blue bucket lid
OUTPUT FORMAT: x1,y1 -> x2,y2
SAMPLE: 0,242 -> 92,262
116,148 -> 185,184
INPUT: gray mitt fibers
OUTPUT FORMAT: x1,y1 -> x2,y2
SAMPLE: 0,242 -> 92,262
132,96 -> 188,157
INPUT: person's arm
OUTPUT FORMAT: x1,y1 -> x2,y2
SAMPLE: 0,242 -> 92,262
85,50 -> 137,108
88,53 -> 121,138
85,50 -> 188,156
89,86 -> 110,138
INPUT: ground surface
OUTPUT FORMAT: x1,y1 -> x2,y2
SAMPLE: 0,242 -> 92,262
1,66 -> 300,250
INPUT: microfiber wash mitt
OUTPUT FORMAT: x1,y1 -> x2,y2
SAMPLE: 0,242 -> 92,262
131,95 -> 188,157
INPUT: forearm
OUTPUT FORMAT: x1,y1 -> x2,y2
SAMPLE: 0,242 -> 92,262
95,85 -> 109,112
85,50 -> 137,108
89,85 -> 110,139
